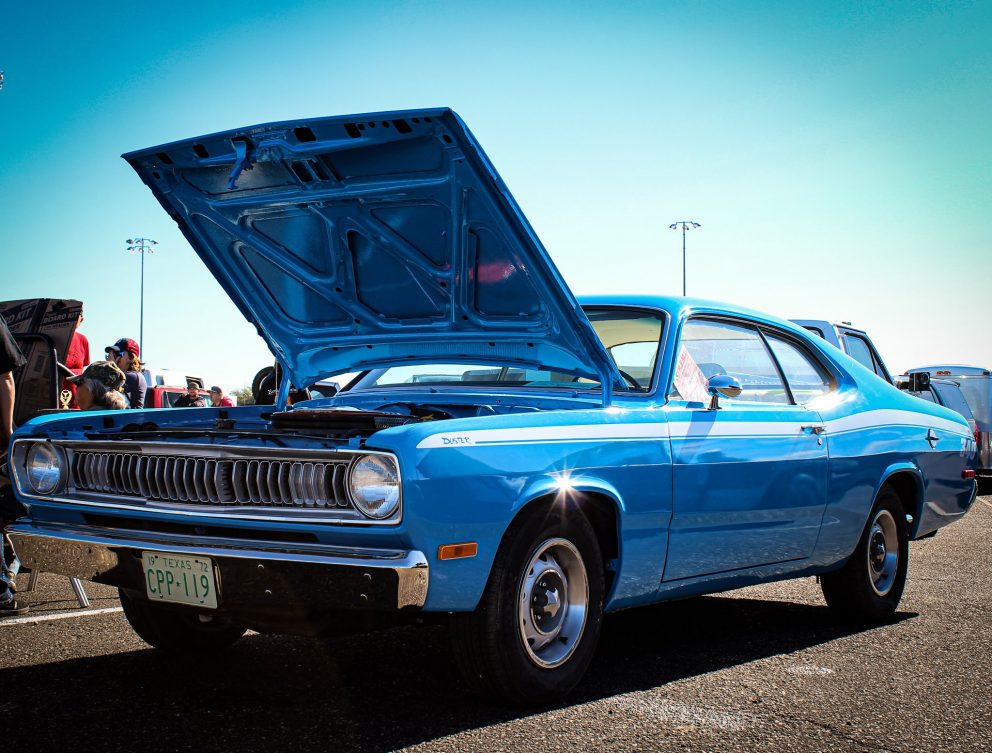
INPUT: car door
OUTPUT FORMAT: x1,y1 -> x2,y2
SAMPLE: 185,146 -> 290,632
663,318 -> 833,581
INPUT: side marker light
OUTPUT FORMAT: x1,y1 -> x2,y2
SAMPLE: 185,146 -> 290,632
438,542 -> 478,560
962,470 -> 977,480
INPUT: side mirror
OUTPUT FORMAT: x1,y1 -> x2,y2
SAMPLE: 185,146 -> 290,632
707,374 -> 742,410
908,372 -> 931,391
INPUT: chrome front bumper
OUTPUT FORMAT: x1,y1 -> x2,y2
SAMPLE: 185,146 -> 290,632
8,521 -> 429,613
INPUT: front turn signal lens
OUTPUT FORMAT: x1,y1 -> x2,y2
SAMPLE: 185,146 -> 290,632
438,542 -> 478,560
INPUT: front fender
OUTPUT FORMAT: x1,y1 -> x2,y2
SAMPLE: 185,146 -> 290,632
372,413 -> 673,613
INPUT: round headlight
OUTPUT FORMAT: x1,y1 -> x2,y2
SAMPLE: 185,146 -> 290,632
26,442 -> 64,495
348,454 -> 400,520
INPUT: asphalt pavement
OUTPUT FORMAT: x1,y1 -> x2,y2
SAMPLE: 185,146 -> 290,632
2,495 -> 990,753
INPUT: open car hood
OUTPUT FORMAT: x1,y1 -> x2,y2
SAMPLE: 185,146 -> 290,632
124,108 -> 623,395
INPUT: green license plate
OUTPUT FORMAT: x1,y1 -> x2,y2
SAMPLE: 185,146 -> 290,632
141,551 -> 218,609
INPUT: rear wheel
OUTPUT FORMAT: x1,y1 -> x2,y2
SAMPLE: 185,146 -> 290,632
820,487 -> 908,621
449,503 -> 604,705
119,589 -> 247,652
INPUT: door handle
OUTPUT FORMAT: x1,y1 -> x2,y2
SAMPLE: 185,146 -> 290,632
801,425 -> 825,435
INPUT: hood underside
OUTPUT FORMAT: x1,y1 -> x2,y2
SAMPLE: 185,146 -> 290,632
124,108 -> 622,393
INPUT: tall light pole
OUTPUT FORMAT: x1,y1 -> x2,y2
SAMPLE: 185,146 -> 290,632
668,221 -> 700,296
126,237 -> 158,354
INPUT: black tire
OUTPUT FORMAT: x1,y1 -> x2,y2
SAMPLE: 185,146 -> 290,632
251,366 -> 276,405
820,487 -> 908,621
119,589 -> 247,652
449,502 -> 605,705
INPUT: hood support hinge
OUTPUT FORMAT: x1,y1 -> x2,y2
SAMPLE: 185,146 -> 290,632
276,375 -> 291,411
226,139 -> 253,190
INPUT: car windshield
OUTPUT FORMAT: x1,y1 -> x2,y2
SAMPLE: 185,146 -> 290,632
357,308 -> 665,393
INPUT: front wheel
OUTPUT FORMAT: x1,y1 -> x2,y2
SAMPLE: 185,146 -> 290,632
119,589 -> 247,652
449,504 -> 605,705
820,487 -> 908,621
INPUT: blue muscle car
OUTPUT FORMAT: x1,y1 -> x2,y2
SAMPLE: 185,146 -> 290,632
6,109 -> 979,704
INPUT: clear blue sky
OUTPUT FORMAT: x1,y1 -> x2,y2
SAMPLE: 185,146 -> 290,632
2,0 -> 990,391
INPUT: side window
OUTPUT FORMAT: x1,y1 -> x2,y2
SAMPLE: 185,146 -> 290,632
910,390 -> 937,403
766,336 -> 833,404
841,334 -> 882,376
670,320 -> 788,404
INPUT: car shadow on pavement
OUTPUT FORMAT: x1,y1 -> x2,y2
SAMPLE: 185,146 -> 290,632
2,594 -> 913,753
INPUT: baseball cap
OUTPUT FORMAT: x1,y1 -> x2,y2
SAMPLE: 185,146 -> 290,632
67,360 -> 126,391
209,386 -> 222,394
104,338 -> 140,357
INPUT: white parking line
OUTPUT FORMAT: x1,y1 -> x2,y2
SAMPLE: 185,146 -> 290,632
0,606 -> 123,627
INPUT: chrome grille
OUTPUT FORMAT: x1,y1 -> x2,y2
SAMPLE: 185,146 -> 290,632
71,451 -> 352,509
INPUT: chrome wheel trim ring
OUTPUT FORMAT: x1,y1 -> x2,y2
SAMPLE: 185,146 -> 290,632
517,537 -> 589,669
867,508 -> 899,596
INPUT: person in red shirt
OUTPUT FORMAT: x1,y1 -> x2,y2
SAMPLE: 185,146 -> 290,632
208,386 -> 235,407
60,310 -> 91,409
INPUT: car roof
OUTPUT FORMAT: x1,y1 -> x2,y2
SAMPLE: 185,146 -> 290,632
578,295 -> 812,336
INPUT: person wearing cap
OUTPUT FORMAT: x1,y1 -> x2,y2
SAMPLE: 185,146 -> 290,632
104,337 -> 146,409
174,383 -> 206,408
209,385 -> 235,408
67,361 -> 128,411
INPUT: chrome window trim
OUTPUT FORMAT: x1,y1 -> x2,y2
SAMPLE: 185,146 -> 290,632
664,313 -> 842,404
10,439 -> 403,526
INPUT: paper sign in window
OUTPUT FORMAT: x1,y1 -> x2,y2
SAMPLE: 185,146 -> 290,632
673,347 -> 710,404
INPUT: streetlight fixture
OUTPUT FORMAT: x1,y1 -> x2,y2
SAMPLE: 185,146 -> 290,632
668,221 -> 700,296
126,237 -> 159,354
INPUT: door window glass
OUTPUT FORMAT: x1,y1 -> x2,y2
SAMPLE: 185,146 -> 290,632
670,320 -> 788,404
767,336 -> 832,404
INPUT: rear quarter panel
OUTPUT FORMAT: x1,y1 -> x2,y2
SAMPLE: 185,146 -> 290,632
808,347 -> 977,566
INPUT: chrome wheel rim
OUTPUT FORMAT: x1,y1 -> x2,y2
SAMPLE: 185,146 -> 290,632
867,509 -> 899,596
517,538 -> 589,669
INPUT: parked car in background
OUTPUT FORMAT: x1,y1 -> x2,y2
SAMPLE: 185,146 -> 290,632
6,108 -> 980,705
791,320 -> 893,384
907,366 -> 991,490
897,374 -> 977,433
144,385 -> 212,409
142,368 -> 204,391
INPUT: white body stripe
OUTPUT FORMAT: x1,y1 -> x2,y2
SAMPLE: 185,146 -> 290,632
824,409 -> 971,439
416,409 -> 971,449
415,423 -> 670,449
